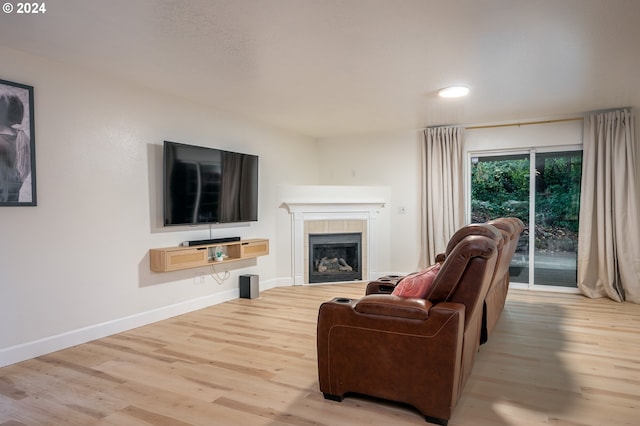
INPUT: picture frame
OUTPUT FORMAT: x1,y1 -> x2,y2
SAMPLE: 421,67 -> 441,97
0,78 -> 36,206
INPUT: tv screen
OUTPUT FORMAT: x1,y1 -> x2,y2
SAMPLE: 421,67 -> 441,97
163,141 -> 258,226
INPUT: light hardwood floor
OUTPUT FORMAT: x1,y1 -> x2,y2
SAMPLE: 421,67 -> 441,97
1,283 -> 639,425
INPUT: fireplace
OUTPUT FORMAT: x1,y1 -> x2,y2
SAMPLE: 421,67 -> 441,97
308,232 -> 362,283
281,192 -> 385,285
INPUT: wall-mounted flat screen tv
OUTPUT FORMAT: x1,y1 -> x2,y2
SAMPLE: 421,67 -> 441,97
163,141 -> 258,226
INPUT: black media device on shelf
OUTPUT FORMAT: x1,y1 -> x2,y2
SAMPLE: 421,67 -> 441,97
184,237 -> 241,247
163,141 -> 259,226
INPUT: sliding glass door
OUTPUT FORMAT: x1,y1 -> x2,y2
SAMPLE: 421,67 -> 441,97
470,149 -> 582,288
532,151 -> 582,287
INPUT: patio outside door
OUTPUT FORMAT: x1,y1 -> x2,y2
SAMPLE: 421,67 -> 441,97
470,149 -> 582,288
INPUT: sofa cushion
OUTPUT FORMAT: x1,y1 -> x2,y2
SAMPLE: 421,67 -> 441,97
391,263 -> 441,298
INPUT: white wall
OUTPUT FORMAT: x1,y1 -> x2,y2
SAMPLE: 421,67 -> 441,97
314,120 -> 586,275
465,119 -> 583,152
315,130 -> 424,273
0,46 -> 319,366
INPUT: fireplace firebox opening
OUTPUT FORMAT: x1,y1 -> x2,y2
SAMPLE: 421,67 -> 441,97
308,232 -> 362,283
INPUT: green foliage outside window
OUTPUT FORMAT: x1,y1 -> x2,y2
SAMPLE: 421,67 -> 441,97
471,153 -> 582,252
534,155 -> 582,232
471,158 -> 530,223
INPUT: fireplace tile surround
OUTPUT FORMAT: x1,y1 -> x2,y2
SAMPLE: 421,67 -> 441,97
306,222 -> 365,283
282,186 -> 386,285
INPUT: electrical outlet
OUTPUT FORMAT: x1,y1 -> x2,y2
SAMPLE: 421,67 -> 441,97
193,273 -> 206,285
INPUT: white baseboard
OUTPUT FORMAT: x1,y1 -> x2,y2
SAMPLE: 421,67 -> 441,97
0,277 -> 297,368
0,287 -> 240,368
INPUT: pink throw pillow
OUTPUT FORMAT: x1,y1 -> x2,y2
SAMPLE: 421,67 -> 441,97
391,263 -> 441,298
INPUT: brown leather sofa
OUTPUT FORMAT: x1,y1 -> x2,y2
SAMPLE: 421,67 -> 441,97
365,217 -> 524,345
317,228 -> 502,425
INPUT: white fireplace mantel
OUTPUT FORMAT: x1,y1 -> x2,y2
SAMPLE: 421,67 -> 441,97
283,201 -> 386,216
282,200 -> 385,285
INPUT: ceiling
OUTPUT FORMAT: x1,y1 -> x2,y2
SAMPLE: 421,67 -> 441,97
2,0 -> 640,138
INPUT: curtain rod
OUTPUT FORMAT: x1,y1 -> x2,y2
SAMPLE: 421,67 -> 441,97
463,116 -> 583,130
422,116 -> 584,131
423,107 -> 632,131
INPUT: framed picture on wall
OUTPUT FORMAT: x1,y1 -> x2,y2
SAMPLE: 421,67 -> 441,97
0,78 -> 36,206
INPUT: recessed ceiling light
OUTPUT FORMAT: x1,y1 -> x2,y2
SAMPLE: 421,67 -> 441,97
438,86 -> 470,98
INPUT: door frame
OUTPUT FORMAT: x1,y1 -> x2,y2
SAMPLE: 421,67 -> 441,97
466,145 -> 582,293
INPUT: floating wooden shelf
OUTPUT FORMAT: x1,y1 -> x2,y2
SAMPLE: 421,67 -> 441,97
150,238 -> 269,272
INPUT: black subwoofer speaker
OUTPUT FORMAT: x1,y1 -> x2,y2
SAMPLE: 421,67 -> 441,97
239,274 -> 259,299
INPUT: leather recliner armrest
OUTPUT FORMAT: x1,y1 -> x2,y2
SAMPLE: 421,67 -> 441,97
354,295 -> 433,320
365,282 -> 399,295
365,275 -> 405,295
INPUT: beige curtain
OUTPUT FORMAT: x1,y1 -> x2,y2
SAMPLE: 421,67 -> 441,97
578,109 -> 640,303
421,127 -> 465,266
